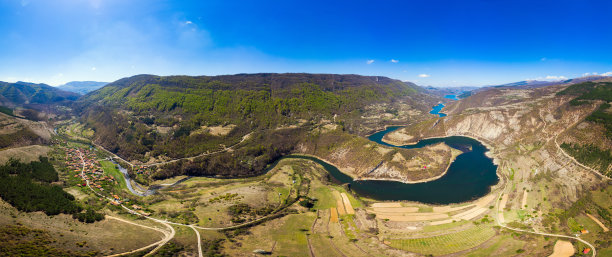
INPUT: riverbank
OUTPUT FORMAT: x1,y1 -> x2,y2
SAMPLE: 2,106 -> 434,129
290,153 -> 359,180
355,147 -> 462,184
103,125 -> 499,204
378,126 -> 500,167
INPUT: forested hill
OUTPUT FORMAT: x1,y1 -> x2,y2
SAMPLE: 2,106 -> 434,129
80,73 -> 423,112
76,73 -> 436,167
0,81 -> 79,107
78,73 -> 428,129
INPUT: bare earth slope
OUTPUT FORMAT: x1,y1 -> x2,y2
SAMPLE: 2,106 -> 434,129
385,81 -> 607,203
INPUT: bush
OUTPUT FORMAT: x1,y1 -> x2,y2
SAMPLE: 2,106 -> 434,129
72,209 -> 105,223
0,106 -> 14,116
298,199 -> 315,208
20,109 -> 42,121
561,143 -> 611,175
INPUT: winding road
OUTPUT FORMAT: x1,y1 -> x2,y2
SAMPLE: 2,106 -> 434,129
494,174 -> 597,256
77,150 -> 176,256
104,216 -> 173,257
95,132 -> 252,169
76,147 -> 297,256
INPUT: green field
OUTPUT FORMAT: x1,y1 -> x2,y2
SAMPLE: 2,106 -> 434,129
389,223 -> 496,256
465,234 -> 526,257
99,160 -> 127,190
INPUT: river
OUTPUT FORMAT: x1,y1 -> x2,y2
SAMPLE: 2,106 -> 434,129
261,126 -> 499,204
114,127 -> 498,204
429,103 -> 447,117
444,94 -> 459,100
110,159 -> 151,196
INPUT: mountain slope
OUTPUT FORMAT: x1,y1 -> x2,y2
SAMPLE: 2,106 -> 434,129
76,73 -> 439,179
79,73 -> 433,135
80,73 -> 425,117
0,81 -> 79,107
57,81 -> 108,95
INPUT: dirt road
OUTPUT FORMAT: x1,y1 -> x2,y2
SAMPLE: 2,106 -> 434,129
495,176 -> 596,257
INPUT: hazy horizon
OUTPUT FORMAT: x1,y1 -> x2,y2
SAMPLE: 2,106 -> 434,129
1,0 -> 611,87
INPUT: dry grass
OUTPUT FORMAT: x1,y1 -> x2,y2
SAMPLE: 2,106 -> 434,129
341,193 -> 355,214
191,124 -> 236,136
0,145 -> 50,164
549,240 -> 574,257
330,208 -> 339,223
585,213 -> 609,232
0,199 -> 162,255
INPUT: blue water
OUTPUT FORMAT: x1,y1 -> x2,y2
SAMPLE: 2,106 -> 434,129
444,94 -> 459,100
269,126 -> 499,204
430,103 -> 447,117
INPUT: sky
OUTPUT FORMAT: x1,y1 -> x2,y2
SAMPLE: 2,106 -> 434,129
1,0 -> 611,87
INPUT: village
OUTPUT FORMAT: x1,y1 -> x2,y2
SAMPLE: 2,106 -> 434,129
61,146 -> 149,216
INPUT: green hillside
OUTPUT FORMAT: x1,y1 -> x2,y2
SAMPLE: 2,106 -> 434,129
80,73 -> 421,125
77,73 -> 434,178
0,81 -> 79,107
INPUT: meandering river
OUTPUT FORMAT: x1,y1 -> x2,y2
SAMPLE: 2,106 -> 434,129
115,126 -> 498,204
261,127 -> 499,204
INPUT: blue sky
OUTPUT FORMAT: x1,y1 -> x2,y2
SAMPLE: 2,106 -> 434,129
1,0 -> 611,87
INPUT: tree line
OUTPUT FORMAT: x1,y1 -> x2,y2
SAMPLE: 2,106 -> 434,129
0,157 -> 105,222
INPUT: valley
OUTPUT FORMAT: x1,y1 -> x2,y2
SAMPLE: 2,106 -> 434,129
0,74 -> 610,256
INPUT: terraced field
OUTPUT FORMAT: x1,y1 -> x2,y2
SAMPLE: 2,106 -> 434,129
388,223 -> 496,255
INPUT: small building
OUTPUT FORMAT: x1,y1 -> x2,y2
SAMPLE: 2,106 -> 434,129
580,229 -> 588,234
583,248 -> 591,254
137,210 -> 151,216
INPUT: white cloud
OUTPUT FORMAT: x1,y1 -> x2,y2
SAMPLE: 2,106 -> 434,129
544,75 -> 567,80
366,60 -> 374,64
540,57 -> 547,61
418,74 -> 430,78
527,75 -> 567,81
390,59 -> 399,63
185,21 -> 193,25
91,67 -> 97,71
582,72 -> 600,77
602,71 -> 612,76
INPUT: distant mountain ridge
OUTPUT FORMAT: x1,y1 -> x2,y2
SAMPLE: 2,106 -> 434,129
488,75 -> 611,89
0,81 -> 79,107
57,81 -> 108,95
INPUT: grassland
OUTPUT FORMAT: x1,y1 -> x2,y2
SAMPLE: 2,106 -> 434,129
100,160 -> 127,189
388,223 -> 496,255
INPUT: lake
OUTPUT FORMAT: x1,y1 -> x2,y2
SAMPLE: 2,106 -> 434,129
444,94 -> 459,100
429,103 -> 447,117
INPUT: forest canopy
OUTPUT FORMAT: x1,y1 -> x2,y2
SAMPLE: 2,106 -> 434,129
0,157 -> 81,215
